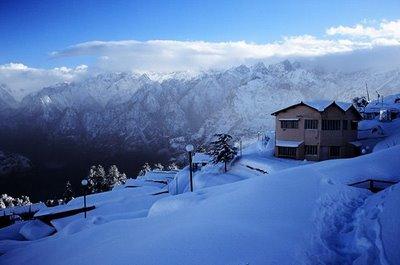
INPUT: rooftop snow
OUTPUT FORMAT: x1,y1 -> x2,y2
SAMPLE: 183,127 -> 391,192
192,153 -> 212,164
275,140 -> 304,147
303,100 -> 352,112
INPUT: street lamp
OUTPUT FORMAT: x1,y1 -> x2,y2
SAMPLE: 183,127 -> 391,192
185,144 -> 194,192
81,179 -> 88,218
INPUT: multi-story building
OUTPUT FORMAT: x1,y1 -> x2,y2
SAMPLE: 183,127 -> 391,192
271,101 -> 362,160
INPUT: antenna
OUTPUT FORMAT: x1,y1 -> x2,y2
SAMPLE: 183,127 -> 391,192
365,82 -> 370,102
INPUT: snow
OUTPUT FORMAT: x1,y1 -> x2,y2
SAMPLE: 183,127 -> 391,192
0,222 -> 27,241
1,139 -> 399,264
278,118 -> 300,121
19,220 -> 55,241
303,100 -> 353,112
1,203 -> 46,216
275,139 -> 303,147
192,152 -> 211,164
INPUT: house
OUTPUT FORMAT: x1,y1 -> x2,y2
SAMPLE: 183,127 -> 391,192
271,100 -> 362,161
192,152 -> 211,170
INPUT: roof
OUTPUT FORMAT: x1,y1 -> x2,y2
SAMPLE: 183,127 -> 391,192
271,100 -> 359,118
349,141 -> 363,147
132,170 -> 177,183
303,100 -> 352,112
192,153 -> 212,164
276,140 -> 304,147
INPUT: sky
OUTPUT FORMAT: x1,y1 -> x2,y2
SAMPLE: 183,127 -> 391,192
1,0 -> 400,90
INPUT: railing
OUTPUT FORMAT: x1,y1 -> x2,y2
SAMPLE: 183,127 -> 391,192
348,179 -> 398,193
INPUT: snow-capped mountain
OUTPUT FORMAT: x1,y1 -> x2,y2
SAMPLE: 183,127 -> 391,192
1,60 -> 400,158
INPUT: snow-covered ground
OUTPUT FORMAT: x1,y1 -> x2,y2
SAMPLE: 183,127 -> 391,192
0,130 -> 399,265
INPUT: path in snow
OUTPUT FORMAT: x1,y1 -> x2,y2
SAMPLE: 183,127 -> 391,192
308,186 -> 391,265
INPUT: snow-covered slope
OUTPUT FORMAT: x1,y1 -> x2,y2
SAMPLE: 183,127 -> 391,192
1,143 -> 399,265
2,61 -> 400,157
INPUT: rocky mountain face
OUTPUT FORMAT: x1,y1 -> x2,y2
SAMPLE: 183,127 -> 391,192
1,60 -> 400,164
1,60 -> 400,199
0,150 -> 31,176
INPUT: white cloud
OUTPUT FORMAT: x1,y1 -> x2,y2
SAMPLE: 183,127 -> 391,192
326,19 -> 400,40
2,19 -> 400,99
0,63 -> 88,100
50,20 -> 400,73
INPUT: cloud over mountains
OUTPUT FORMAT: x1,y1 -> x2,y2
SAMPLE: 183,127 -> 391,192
1,19 -> 400,95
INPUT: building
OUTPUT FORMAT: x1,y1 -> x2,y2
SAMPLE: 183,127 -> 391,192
271,101 -> 362,161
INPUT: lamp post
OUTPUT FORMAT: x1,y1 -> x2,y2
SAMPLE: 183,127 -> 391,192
185,144 -> 194,192
81,179 -> 88,218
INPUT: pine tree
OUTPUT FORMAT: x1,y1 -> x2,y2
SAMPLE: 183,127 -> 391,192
106,165 -> 127,189
153,163 -> 164,171
208,133 -> 237,172
62,181 -> 74,203
88,165 -> 107,193
138,162 -> 151,177
352,96 -> 369,112
167,162 -> 179,171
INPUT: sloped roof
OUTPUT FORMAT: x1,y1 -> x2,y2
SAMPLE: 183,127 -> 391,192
276,140 -> 304,147
192,153 -> 212,164
303,100 -> 352,112
271,100 -> 358,117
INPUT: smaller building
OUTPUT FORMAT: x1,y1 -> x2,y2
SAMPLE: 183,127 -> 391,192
192,153 -> 212,171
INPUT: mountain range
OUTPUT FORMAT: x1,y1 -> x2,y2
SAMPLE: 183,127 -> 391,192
1,60 -> 400,199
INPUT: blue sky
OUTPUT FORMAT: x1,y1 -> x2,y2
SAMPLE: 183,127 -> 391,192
1,0 -> 400,69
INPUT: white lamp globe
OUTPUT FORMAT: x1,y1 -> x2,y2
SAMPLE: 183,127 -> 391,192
81,179 -> 88,186
361,149 -> 366,155
185,144 -> 194,152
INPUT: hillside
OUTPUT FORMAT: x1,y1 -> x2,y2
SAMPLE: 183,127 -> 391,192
0,138 -> 399,264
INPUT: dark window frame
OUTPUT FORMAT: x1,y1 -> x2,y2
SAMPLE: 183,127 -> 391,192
305,119 -> 318,129
305,145 -> 318,155
280,120 -> 299,129
350,121 -> 358,130
277,146 -> 297,158
322,120 -> 341,130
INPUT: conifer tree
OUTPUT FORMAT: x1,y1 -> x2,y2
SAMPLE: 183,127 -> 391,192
208,133 -> 237,172
138,162 -> 151,177
88,165 -> 107,193
106,165 -> 127,189
62,181 -> 74,203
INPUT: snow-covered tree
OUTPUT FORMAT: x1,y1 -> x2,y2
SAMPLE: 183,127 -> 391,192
166,162 -> 179,171
208,133 -> 237,172
88,165 -> 107,193
138,162 -> 151,177
0,194 -> 31,208
153,163 -> 164,170
352,96 -> 369,112
106,165 -> 127,189
62,181 -> 74,203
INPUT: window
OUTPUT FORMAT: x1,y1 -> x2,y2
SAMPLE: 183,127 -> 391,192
322,120 -> 341,130
278,147 -> 297,158
350,121 -> 358,130
305,119 -> 318,129
305,145 -> 318,155
342,120 -> 348,130
280,120 -> 298,129
329,146 -> 341,157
